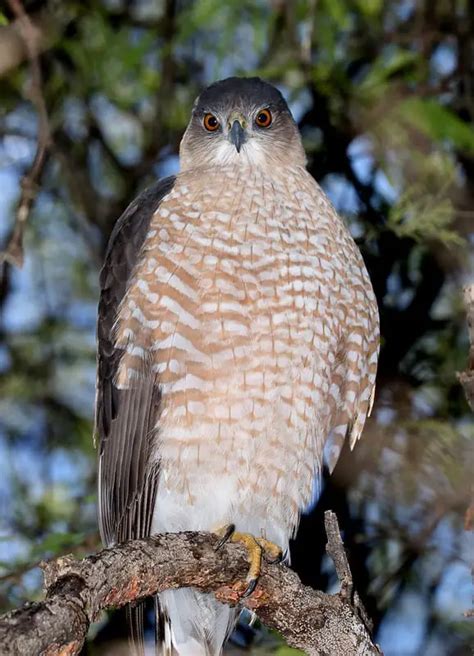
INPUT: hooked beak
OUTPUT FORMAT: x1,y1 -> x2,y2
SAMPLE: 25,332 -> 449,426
228,114 -> 247,153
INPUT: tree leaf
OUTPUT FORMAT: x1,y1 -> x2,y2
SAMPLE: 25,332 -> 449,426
399,98 -> 474,153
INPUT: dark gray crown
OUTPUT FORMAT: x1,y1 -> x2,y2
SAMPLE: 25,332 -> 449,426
194,77 -> 290,115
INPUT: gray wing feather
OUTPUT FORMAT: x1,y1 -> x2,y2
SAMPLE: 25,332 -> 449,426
95,177 -> 175,656
96,175 -> 175,546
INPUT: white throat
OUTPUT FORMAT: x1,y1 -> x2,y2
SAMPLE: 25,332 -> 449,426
208,139 -> 268,168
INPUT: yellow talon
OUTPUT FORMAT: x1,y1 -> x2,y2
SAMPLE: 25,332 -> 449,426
230,531 -> 263,595
256,537 -> 283,564
215,525 -> 283,597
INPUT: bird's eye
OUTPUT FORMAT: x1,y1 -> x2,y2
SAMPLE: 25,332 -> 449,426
203,113 -> 220,131
255,109 -> 272,128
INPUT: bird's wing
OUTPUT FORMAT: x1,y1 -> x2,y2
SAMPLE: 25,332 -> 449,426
323,255 -> 380,473
95,175 -> 175,547
95,176 -> 175,655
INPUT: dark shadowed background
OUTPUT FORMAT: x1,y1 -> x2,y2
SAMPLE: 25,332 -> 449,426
0,1 -> 472,654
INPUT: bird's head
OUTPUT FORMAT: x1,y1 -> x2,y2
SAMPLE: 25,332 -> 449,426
179,77 -> 306,170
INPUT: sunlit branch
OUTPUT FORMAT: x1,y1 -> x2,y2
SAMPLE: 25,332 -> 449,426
0,513 -> 382,656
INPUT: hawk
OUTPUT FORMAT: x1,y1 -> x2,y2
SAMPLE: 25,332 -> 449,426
95,77 -> 379,655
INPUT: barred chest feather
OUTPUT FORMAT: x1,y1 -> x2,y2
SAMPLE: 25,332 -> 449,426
114,164 -> 378,547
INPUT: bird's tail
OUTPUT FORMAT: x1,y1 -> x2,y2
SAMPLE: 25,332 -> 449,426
127,603 -> 148,656
156,588 -> 238,656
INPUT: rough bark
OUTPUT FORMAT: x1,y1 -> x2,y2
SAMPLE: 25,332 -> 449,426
0,513 -> 382,656
458,283 -> 474,410
458,283 -> 474,532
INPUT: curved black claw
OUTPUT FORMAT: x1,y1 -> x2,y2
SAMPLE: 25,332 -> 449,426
213,526 -> 283,598
242,576 -> 258,598
215,523 -> 235,551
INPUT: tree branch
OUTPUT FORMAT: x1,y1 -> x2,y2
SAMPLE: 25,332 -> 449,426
458,283 -> 474,410
0,10 -> 52,78
457,283 -> 474,532
0,517 -> 382,656
1,0 -> 51,268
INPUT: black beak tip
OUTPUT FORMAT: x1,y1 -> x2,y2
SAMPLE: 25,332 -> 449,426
230,120 -> 246,153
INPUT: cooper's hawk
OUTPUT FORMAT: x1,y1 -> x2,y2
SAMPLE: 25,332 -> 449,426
95,77 -> 379,655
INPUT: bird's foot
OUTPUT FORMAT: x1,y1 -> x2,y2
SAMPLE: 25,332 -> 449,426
256,536 -> 284,564
215,524 -> 283,597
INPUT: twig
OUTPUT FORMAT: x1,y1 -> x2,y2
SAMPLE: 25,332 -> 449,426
1,0 -> 51,268
0,9 -> 57,78
325,510 -> 375,634
0,529 -> 382,656
457,283 -> 474,531
457,283 -> 474,410
324,510 -> 354,597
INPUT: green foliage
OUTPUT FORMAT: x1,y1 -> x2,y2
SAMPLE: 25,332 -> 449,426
355,0 -> 382,18
356,50 -> 421,101
30,532 -> 87,560
400,98 -> 474,154
63,11 -> 159,108
388,184 -> 462,247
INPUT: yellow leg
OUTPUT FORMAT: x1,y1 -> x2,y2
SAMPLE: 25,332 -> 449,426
215,525 -> 283,597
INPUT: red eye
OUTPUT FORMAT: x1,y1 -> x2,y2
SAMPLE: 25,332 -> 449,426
203,113 -> 220,131
255,108 -> 272,128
